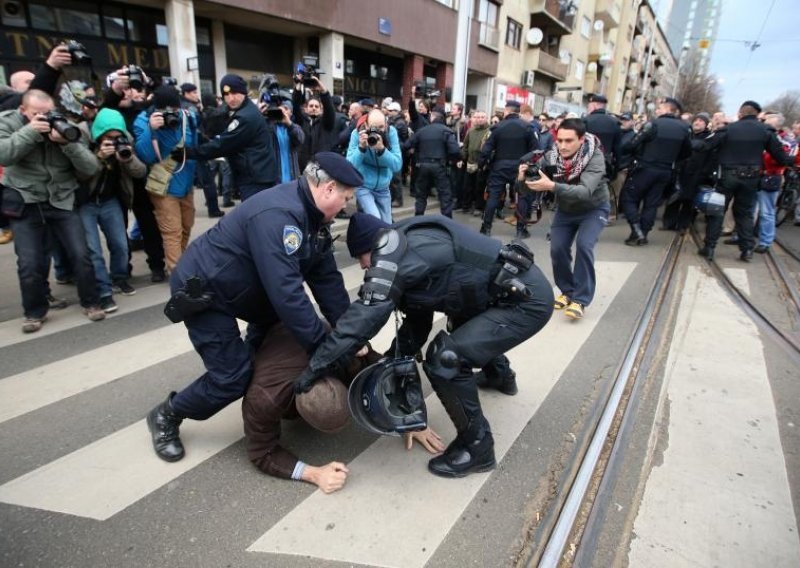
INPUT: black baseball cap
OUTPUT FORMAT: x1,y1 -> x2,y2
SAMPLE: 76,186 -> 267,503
588,94 -> 608,104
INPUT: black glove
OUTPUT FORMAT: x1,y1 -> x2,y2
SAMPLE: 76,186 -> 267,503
293,367 -> 322,394
169,147 -> 185,162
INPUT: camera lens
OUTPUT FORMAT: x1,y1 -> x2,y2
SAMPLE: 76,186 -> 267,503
367,134 -> 380,146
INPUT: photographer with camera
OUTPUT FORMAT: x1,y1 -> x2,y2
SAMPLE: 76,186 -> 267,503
180,74 -> 278,202
133,86 -> 199,272
292,67 -> 338,171
520,118 -> 610,321
260,99 -> 305,183
346,109 -> 402,223
102,66 -> 167,283
79,108 -> 146,313
0,90 -> 106,332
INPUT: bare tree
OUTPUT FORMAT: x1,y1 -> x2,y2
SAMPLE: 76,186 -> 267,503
764,90 -> 800,125
674,53 -> 723,115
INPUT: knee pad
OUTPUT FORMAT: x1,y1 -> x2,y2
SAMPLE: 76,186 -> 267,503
423,330 -> 461,381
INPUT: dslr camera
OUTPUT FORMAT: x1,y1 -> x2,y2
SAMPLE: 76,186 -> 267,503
258,74 -> 285,120
296,55 -> 323,87
63,40 -> 91,65
42,111 -> 81,142
112,135 -> 132,159
523,150 -> 546,181
160,109 -> 181,129
122,65 -> 144,90
366,127 -> 383,147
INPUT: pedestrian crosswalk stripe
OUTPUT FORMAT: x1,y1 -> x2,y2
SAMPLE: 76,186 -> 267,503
246,262 -> 637,568
0,310 -> 445,520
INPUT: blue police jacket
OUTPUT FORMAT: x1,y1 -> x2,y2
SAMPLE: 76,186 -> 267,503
345,125 -> 402,190
133,109 -> 198,198
171,177 -> 350,353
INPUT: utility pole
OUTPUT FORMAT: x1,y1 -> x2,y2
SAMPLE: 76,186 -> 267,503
452,0 -> 473,105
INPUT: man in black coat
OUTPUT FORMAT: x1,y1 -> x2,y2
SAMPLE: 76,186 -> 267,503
293,213 -> 554,478
181,74 -> 278,201
292,76 -> 339,171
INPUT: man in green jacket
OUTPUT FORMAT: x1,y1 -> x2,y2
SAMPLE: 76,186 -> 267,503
0,89 -> 105,333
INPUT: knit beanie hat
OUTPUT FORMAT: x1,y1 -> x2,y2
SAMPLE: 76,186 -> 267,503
152,85 -> 181,109
91,108 -> 130,141
346,212 -> 391,258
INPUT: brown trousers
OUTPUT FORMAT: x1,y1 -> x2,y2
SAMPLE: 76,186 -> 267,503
149,192 -> 195,272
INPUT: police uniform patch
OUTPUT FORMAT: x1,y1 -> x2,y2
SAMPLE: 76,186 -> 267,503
227,119 -> 239,132
283,225 -> 303,255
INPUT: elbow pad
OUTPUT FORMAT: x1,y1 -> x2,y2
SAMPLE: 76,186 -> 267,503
358,229 -> 406,306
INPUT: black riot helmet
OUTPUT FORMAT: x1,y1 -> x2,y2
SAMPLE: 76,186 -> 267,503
347,357 -> 428,436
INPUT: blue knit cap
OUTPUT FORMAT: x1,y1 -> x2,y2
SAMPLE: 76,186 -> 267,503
346,213 -> 391,257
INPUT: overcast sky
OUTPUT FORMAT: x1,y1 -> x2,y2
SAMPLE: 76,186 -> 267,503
710,0 -> 800,115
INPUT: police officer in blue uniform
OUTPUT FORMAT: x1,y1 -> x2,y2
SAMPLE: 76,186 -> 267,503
620,97 -> 692,245
479,100 -> 538,236
293,213 -> 554,478
179,74 -> 279,201
146,152 -> 362,462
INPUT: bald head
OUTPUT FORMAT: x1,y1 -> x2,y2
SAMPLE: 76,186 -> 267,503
367,109 -> 387,129
19,89 -> 54,121
10,71 -> 34,93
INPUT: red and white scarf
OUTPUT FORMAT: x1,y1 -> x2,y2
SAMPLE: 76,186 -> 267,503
546,133 -> 598,183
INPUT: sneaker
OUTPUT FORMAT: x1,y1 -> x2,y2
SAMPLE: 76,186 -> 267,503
554,294 -> 570,310
0,229 -> 13,245
99,296 -> 118,313
565,302 -> 584,320
112,280 -> 136,296
150,269 -> 166,283
22,316 -> 46,333
47,295 -> 68,310
84,306 -> 106,322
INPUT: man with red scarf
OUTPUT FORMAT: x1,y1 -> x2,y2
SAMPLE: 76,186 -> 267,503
519,118 -> 610,320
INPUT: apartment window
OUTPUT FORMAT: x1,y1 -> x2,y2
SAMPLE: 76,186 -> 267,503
506,18 -> 523,49
477,0 -> 499,26
581,16 -> 591,38
575,59 -> 585,80
433,0 -> 456,7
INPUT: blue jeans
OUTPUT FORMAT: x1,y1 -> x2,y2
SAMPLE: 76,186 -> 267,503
10,203 -> 98,318
550,203 -> 610,307
80,198 -> 130,299
356,186 -> 392,222
756,190 -> 779,247
210,160 -> 233,202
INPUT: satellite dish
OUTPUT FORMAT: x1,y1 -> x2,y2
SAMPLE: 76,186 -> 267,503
526,28 -> 544,46
587,62 -> 598,73
559,50 -> 571,64
593,20 -> 604,32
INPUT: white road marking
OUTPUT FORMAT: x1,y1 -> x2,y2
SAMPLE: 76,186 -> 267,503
629,266 -> 800,567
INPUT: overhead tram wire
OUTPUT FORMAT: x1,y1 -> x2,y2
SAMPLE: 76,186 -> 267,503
734,0 -> 778,88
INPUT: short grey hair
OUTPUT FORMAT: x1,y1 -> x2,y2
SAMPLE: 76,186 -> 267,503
304,161 -> 346,191
765,112 -> 785,128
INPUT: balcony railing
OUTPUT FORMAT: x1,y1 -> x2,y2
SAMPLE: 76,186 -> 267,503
594,0 -> 621,29
528,48 -> 568,81
530,0 -> 576,35
478,22 -> 499,51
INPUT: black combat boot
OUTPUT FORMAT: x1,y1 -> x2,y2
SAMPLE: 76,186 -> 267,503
147,392 -> 185,462
516,225 -> 531,239
479,223 -> 492,236
477,355 -> 518,395
428,425 -> 496,478
625,222 -> 646,246
698,245 -> 715,261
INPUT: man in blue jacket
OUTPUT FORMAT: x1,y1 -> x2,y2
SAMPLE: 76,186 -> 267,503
181,74 -> 279,201
146,152 -> 363,463
346,109 -> 402,222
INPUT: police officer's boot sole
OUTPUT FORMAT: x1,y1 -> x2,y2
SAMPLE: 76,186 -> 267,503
427,439 -> 497,478
146,395 -> 185,462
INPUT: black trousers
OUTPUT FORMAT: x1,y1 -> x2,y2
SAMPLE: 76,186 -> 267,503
414,163 -> 453,217
130,179 -> 165,274
620,167 -> 673,234
704,170 -> 760,251
462,169 -> 487,212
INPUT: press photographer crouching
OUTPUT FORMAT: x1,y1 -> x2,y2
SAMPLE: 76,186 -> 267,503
519,118 -> 610,320
0,90 -> 105,332
346,109 -> 402,222
79,109 -> 147,313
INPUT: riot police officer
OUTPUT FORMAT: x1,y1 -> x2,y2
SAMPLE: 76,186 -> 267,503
699,100 -> 794,261
146,153 -> 362,462
619,97 -> 691,245
293,213 -> 554,478
405,108 -> 460,217
478,100 -> 538,236
584,94 -> 621,177
181,74 -> 279,201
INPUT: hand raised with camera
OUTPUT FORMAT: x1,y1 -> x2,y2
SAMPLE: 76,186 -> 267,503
280,106 -> 292,126
358,129 -> 369,150
517,162 -> 528,182
149,111 -> 165,130
48,128 -> 69,145
29,114 -> 52,135
312,76 -> 327,94
47,45 -> 73,70
111,67 -> 131,95
525,169 -> 555,192
97,139 -> 116,159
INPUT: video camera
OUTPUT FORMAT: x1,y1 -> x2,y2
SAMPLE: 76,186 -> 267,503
258,73 -> 285,120
62,39 -> 91,66
296,55 -> 323,87
42,111 -> 81,142
413,81 -> 441,100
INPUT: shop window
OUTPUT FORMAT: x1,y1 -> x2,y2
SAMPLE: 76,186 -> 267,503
156,24 -> 168,46
346,60 -> 354,74
506,18 -> 522,50
30,0 -> 102,36
127,7 -> 166,45
196,27 -> 211,47
370,64 -> 388,81
102,5 -> 126,40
